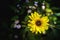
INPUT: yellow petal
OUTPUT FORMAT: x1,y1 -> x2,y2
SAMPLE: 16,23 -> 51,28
29,21 -> 35,24
42,31 -> 46,34
30,28 -> 32,31
35,31 -> 38,34
28,20 -> 31,22
41,16 -> 49,22
35,12 -> 41,17
28,16 -> 32,20
31,13 -> 34,19
39,30 -> 41,34
45,26 -> 49,30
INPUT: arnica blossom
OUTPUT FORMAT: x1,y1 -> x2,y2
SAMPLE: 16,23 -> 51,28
28,11 -> 49,34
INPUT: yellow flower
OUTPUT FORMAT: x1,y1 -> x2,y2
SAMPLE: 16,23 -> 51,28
28,12 -> 49,34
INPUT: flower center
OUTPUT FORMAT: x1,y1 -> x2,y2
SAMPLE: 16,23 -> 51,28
36,20 -> 41,26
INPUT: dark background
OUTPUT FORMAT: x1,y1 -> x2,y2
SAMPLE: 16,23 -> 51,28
0,0 -> 60,40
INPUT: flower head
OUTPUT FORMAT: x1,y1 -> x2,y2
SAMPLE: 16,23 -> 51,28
28,12 -> 49,34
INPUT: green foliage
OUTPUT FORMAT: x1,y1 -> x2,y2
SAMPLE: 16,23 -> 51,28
55,13 -> 60,16
10,0 -> 60,40
11,16 -> 19,21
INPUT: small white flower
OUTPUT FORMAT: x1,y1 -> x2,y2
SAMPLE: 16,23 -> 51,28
14,20 -> 19,24
29,6 -> 32,8
34,1 -> 38,6
34,4 -> 38,7
19,7 -> 21,9
14,24 -> 21,29
32,6 -> 36,9
42,5 -> 45,10
27,9 -> 32,13
17,4 -> 20,7
14,35 -> 18,39
26,0 -> 29,3
16,24 -> 21,29
42,1 -> 45,10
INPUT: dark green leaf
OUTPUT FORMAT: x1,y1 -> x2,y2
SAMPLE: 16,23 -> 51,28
11,16 -> 19,21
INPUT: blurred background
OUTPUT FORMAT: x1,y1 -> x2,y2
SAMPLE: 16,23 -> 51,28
0,0 -> 60,40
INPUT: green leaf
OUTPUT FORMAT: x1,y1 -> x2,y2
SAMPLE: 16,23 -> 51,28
24,27 -> 29,33
27,31 -> 36,40
10,6 -> 17,11
10,6 -> 20,14
24,15 -> 29,21
55,13 -> 60,16
19,8 -> 25,15
55,25 -> 60,29
53,16 -> 57,21
11,16 -> 19,21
